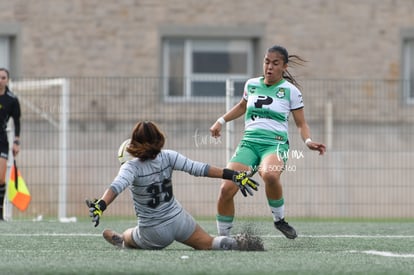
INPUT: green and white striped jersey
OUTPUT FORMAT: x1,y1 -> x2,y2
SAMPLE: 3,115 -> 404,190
242,77 -> 304,145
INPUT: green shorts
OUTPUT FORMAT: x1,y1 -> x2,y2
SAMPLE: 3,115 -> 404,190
230,140 -> 289,170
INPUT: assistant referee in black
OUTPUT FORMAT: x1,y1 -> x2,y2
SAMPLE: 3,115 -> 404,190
0,68 -> 21,220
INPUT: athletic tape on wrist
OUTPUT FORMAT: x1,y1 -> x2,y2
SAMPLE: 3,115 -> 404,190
217,117 -> 226,125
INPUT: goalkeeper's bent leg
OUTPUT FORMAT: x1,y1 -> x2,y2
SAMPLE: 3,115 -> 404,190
216,214 -> 234,236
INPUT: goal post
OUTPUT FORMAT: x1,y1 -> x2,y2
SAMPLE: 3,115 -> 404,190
8,78 -> 74,222
225,79 -> 235,162
4,121 -> 15,220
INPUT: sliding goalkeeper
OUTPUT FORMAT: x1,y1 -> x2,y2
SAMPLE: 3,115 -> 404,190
87,121 -> 264,251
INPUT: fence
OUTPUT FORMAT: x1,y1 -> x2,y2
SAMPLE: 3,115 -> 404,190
5,77 -> 414,220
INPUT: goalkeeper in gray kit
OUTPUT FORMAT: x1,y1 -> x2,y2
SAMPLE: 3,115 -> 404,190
87,121 -> 263,251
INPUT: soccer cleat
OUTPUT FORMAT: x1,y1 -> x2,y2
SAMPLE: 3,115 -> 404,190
274,218 -> 297,239
234,233 -> 265,251
103,229 -> 124,248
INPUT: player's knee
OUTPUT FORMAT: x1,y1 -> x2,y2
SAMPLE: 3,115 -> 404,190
219,181 -> 238,199
122,229 -> 140,249
260,170 -> 281,184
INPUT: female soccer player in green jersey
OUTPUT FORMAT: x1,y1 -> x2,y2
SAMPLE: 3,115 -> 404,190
210,45 -> 326,239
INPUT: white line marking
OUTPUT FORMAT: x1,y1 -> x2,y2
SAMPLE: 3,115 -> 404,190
349,250 -> 414,258
1,233 -> 414,238
263,234 -> 414,238
0,233 -> 100,237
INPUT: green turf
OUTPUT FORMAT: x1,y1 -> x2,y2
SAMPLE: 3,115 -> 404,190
1,218 -> 413,274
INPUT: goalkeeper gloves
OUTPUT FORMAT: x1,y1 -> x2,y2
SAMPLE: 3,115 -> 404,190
223,169 -> 260,197
86,199 -> 107,227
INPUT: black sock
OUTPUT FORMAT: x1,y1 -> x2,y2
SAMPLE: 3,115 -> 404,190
0,185 -> 5,220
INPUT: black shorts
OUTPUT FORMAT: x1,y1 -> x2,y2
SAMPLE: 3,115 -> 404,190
0,140 -> 9,159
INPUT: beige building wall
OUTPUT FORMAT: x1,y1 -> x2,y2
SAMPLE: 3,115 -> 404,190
0,0 -> 412,79
2,0 -> 414,121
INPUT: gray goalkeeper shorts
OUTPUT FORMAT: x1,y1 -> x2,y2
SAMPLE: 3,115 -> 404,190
131,209 -> 197,249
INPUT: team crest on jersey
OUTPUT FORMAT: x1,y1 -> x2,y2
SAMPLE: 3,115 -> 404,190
249,87 -> 256,94
275,135 -> 284,141
276,88 -> 285,98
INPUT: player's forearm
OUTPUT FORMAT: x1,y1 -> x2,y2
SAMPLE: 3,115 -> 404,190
206,166 -> 226,179
298,124 -> 312,143
100,188 -> 118,207
220,100 -> 246,122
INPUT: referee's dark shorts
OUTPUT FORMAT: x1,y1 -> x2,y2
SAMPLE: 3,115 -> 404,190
0,140 -> 9,160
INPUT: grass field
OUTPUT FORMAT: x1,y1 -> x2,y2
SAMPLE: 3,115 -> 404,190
1,217 -> 413,274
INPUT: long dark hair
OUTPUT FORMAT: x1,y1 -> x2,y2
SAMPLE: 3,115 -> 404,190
126,121 -> 165,161
267,45 -> 306,88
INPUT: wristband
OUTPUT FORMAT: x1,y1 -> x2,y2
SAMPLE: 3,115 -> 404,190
222,168 -> 236,180
97,200 -> 107,211
13,140 -> 20,145
305,138 -> 312,145
217,117 -> 226,125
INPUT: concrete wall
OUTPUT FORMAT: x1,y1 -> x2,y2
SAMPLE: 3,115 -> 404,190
0,0 -> 412,80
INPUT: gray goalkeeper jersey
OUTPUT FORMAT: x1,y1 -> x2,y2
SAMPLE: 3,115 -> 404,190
110,149 -> 209,227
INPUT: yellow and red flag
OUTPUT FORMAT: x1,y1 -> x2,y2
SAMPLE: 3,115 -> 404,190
7,160 -> 31,211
